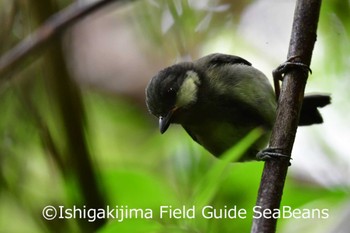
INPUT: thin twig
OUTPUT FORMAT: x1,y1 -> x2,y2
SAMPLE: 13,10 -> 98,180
251,1 -> 322,233
0,0 -> 120,77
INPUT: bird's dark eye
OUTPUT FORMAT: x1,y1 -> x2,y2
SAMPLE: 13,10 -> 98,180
159,87 -> 177,113
164,87 -> 176,99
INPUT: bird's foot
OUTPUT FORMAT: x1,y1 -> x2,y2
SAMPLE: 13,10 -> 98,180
272,56 -> 312,99
256,147 -> 292,165
273,56 -> 312,81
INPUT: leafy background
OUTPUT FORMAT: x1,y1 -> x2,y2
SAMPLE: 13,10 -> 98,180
0,0 -> 349,232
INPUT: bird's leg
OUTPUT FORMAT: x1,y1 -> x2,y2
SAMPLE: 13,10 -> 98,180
272,56 -> 312,100
264,57 -> 311,165
256,147 -> 292,165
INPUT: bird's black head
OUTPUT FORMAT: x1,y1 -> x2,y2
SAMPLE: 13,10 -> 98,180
145,62 -> 201,133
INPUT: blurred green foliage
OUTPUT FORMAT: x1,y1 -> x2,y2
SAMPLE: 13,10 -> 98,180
0,0 -> 349,233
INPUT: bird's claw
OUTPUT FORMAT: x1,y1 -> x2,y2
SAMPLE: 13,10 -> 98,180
257,147 -> 292,165
272,56 -> 312,99
273,57 -> 312,81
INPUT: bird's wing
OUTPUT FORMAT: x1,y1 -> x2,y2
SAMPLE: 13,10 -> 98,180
200,53 -> 252,67
196,53 -> 277,128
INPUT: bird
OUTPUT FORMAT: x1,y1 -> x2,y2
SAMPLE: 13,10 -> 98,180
145,53 -> 330,161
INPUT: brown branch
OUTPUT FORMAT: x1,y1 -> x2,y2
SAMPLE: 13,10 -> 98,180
251,1 -> 322,233
32,0 -> 111,231
0,0 -> 122,77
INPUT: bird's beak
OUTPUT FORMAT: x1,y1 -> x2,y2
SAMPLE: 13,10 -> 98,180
159,108 -> 177,134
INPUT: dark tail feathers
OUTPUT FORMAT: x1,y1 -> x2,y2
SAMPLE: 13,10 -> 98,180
299,94 -> 331,126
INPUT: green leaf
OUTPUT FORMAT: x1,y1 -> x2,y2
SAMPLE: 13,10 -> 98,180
192,128 -> 264,207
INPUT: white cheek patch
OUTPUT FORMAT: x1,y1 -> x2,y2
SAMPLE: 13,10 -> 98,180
176,71 -> 201,108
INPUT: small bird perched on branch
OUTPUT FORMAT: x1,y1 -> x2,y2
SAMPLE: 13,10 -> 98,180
145,53 -> 330,161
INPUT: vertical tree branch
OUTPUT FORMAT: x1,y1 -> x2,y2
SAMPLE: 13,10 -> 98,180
251,1 -> 322,233
32,1 -> 110,231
